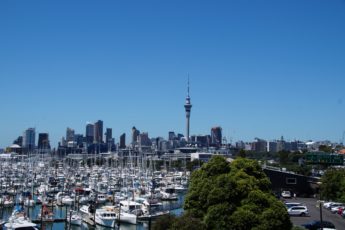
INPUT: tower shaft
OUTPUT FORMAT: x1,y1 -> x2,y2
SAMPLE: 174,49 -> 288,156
184,78 -> 192,142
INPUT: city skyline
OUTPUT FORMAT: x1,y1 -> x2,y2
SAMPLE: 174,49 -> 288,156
1,1 -> 345,148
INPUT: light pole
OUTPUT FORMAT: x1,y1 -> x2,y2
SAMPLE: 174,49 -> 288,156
317,182 -> 323,230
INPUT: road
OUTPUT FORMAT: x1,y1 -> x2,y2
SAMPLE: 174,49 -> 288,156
288,197 -> 345,230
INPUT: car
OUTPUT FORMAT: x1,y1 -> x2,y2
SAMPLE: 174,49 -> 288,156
302,220 -> 336,230
285,202 -> 301,209
287,205 -> 308,216
328,203 -> 343,210
330,205 -> 345,214
281,190 -> 292,198
323,201 -> 342,209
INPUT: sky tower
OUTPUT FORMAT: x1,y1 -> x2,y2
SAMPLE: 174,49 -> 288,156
184,78 -> 192,142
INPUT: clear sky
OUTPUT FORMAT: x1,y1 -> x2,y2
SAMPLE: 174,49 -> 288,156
1,0 -> 345,148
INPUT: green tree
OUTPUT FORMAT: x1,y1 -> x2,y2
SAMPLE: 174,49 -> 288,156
278,150 -> 290,165
238,149 -> 247,158
182,156 -> 291,230
321,168 -> 345,202
318,145 -> 333,153
170,213 -> 206,230
153,213 -> 206,230
152,214 -> 177,230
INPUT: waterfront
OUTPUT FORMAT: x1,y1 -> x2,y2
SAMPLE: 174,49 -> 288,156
1,201 -> 183,230
0,154 -> 187,230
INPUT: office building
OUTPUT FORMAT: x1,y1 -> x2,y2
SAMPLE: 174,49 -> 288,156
132,126 -> 140,144
94,120 -> 103,143
66,127 -> 75,142
38,133 -> 50,150
211,126 -> 222,147
86,123 -> 94,144
74,134 -> 84,147
23,128 -> 35,151
13,136 -> 23,146
120,133 -> 126,149
168,131 -> 176,141
105,128 -> 112,144
138,132 -> 151,146
252,138 -> 267,153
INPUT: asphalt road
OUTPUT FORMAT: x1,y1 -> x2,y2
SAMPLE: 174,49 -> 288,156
288,197 -> 345,230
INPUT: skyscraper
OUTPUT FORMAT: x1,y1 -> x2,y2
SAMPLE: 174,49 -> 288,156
105,128 -> 114,151
211,127 -> 222,147
138,132 -> 151,146
119,133 -> 126,149
23,128 -> 35,151
93,120 -> 103,143
13,136 -> 23,146
131,126 -> 140,144
38,133 -> 50,150
105,128 -> 112,143
86,123 -> 94,144
184,78 -> 192,142
66,127 -> 75,142
168,131 -> 176,141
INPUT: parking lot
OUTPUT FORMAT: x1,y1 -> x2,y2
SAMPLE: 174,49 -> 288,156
288,197 -> 345,230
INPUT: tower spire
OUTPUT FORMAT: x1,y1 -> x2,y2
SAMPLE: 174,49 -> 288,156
187,74 -> 190,97
184,75 -> 192,143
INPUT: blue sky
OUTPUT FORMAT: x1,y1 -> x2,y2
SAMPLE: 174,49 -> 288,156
1,0 -> 345,148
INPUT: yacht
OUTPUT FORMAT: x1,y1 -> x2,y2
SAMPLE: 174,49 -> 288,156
100,206 -> 137,225
96,193 -> 107,204
66,210 -> 82,226
5,210 -> 38,230
94,207 -> 116,227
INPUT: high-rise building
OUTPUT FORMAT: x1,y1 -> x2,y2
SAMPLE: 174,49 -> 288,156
211,126 -> 222,147
37,133 -> 50,150
119,133 -> 126,149
131,126 -> 140,144
184,78 -> 192,142
13,136 -> 23,146
194,135 -> 210,147
138,132 -> 151,146
168,131 -> 176,141
105,128 -> 114,151
268,141 -> 278,153
66,127 -> 75,142
105,128 -> 112,143
74,134 -> 84,147
177,133 -> 184,140
252,138 -> 267,153
23,128 -> 36,151
86,123 -> 94,144
93,120 -> 103,143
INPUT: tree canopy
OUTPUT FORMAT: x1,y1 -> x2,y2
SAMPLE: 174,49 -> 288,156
320,168 -> 345,202
155,156 -> 292,230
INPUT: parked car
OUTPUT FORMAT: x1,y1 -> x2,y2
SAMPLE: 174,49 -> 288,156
328,203 -> 344,211
287,205 -> 308,216
336,206 -> 344,215
302,220 -> 336,230
285,202 -> 301,209
330,205 -> 345,214
323,201 -> 335,209
323,201 -> 342,209
281,190 -> 292,198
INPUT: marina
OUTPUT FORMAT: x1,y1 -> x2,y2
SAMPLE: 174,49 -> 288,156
0,152 -> 187,230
